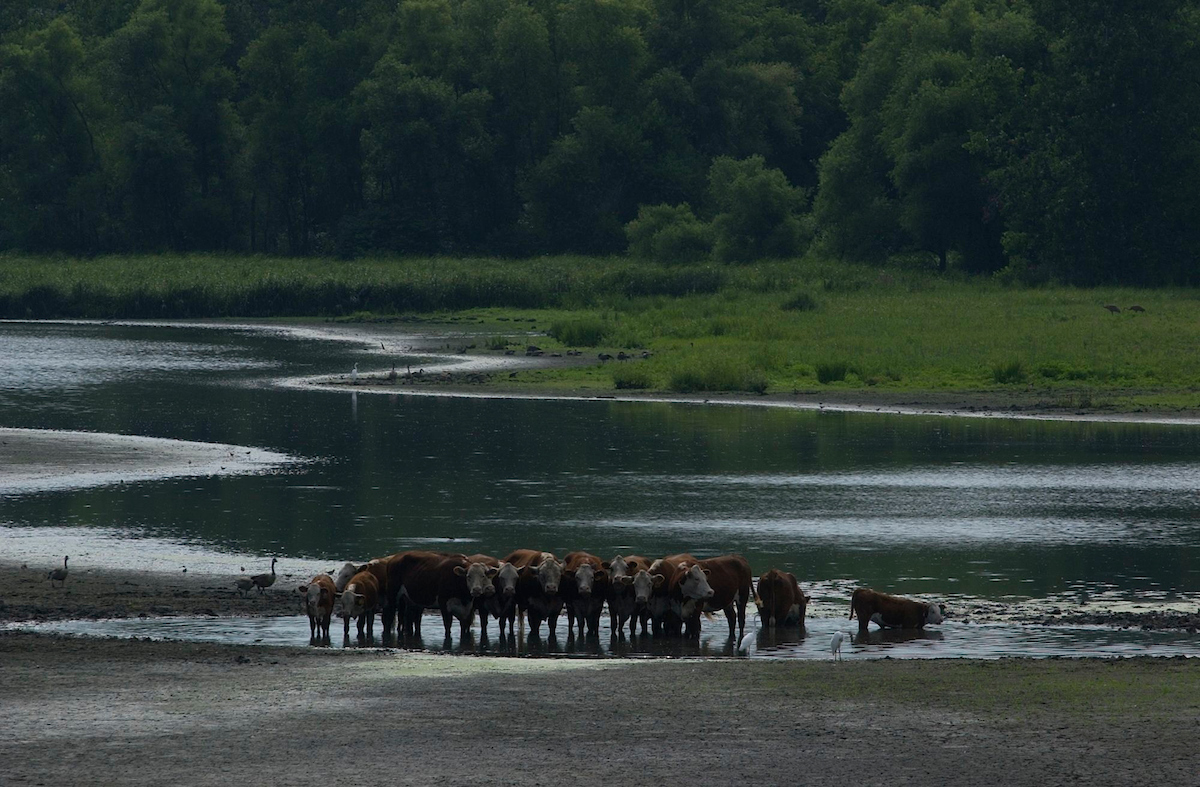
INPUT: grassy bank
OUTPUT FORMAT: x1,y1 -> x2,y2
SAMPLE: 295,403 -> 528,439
4,253 -> 1200,409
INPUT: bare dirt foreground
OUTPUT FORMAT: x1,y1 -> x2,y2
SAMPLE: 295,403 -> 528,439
1,631 -> 1197,787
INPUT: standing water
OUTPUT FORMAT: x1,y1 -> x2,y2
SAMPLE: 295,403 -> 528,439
3,321 -> 1199,658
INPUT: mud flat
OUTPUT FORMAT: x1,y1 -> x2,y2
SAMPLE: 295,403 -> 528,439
1,630 -> 1197,787
0,427 -> 297,495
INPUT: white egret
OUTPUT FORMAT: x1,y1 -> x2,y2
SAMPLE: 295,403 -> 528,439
831,630 -> 846,660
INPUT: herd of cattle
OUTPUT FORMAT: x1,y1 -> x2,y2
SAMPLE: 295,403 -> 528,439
295,549 -> 946,646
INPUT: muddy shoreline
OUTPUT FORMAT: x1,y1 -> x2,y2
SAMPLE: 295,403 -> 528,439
2,630 -> 1198,787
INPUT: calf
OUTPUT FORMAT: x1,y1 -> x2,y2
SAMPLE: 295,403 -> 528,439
298,574 -> 336,645
336,569 -> 380,641
849,587 -> 945,633
756,568 -> 809,629
504,549 -> 564,638
562,551 -> 608,638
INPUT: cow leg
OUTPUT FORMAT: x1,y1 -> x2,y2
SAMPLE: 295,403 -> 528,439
343,616 -> 351,641
459,610 -> 473,640
565,606 -> 577,638
441,607 -> 454,640
478,608 -> 490,638
725,605 -> 737,639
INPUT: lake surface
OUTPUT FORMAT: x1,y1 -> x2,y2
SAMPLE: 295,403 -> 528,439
3,320 -> 1200,656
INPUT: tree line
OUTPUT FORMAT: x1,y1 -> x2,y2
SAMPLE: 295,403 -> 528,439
2,0 -> 1198,284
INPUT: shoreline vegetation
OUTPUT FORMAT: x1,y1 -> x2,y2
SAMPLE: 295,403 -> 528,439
5,253 -> 1200,416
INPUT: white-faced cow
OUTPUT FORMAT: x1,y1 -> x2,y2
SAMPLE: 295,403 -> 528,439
504,549 -> 564,638
756,568 -> 809,629
562,551 -> 608,638
605,554 -> 655,637
477,558 -> 521,638
336,568 -> 380,642
614,567 -> 663,636
849,587 -> 945,633
298,573 -> 336,645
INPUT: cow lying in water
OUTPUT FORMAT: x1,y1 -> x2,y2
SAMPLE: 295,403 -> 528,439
849,588 -> 944,633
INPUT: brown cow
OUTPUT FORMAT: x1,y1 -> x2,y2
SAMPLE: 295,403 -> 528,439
562,551 -> 608,638
648,554 -> 699,636
385,550 -> 464,636
849,588 -> 945,633
298,573 -> 336,645
336,569 -> 380,641
695,555 -> 753,640
756,569 -> 809,629
504,549 -> 564,638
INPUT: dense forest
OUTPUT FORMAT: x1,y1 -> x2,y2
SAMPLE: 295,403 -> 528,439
2,0 -> 1198,284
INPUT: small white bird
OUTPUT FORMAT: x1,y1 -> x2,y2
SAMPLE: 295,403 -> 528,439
831,630 -> 846,660
351,364 -> 358,383
738,613 -> 759,655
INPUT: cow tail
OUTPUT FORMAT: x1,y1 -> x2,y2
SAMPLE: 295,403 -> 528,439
848,605 -> 856,620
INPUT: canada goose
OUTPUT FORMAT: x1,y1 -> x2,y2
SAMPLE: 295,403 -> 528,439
1104,304 -> 1121,314
47,556 -> 69,588
1128,305 -> 1146,313
250,558 -> 278,593
234,576 -> 254,596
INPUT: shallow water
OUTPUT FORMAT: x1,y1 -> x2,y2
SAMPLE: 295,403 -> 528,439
11,613 -> 1197,660
3,320 -> 1200,657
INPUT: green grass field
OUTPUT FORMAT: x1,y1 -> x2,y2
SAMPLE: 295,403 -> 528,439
4,253 -> 1199,409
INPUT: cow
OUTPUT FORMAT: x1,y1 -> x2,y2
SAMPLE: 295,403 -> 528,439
647,554 -> 696,636
332,561 -> 359,592
298,573 -> 337,645
336,569 -> 380,642
605,554 -> 654,637
696,555 -> 753,640
849,588 -> 945,633
436,555 -> 499,639
756,568 -> 809,629
504,549 -> 564,638
562,551 -> 608,638
476,558 -> 521,638
394,552 -> 469,637
613,568 -> 663,636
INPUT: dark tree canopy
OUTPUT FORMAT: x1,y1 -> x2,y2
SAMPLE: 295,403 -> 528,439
2,0 -> 1198,284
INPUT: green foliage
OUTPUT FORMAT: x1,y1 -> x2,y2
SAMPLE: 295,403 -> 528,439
612,364 -> 653,389
780,291 -> 817,311
708,156 -> 807,263
991,358 -> 1026,384
0,0 -> 1198,286
668,357 -> 768,394
625,203 -> 713,263
815,361 -> 850,384
549,318 -> 608,347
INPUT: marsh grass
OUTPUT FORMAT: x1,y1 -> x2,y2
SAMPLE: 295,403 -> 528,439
5,253 -> 1200,401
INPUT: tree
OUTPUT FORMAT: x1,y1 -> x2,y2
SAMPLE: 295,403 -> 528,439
708,154 -> 807,262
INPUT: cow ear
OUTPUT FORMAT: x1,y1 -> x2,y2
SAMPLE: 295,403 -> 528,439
595,569 -> 608,581
652,574 -> 665,587
564,569 -> 576,578
454,566 -> 467,576
298,584 -> 308,593
618,575 -> 634,586
601,561 -> 610,570
702,569 -> 712,577
486,567 -> 499,577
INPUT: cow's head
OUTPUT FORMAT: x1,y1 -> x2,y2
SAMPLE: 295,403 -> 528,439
332,562 -> 359,592
530,556 -> 563,595
300,583 -> 330,615
455,562 -> 498,597
566,561 -> 599,597
676,563 -> 715,601
336,585 -> 367,619
493,562 -> 520,598
607,555 -> 630,580
925,602 -> 945,626
630,569 -> 664,605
